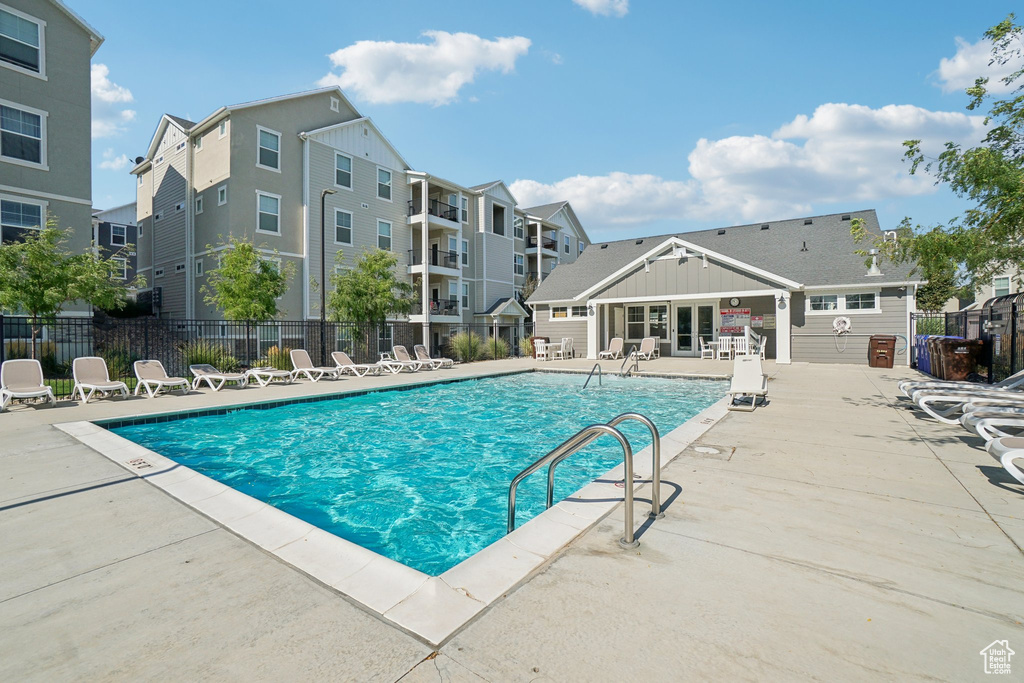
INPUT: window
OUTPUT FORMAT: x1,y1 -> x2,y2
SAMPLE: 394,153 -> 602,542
194,136 -> 203,151
552,306 -> 568,318
330,96 -> 340,112
994,277 -> 1011,298
809,294 -> 838,311
155,155 -> 163,165
462,283 -> 469,308
514,253 -> 524,276
448,281 -> 458,304
1,103 -> 44,165
257,127 -> 280,171
377,168 -> 392,200
138,225 -> 143,237
176,141 -> 185,152
448,236 -> 458,259
335,153 -> 352,189
627,305 -> 645,339
335,209 -> 352,245
564,234 -> 571,254
195,196 -> 203,214
0,7 -> 41,74
111,257 -> 127,280
175,263 -> 186,273
846,292 -> 877,310
218,120 -> 227,138
175,202 -> 184,212
195,260 -> 203,277
377,220 -> 391,250
110,225 -> 126,246
649,305 -> 668,339
571,305 -> 587,318
579,242 -> 585,256
492,205 -> 505,236
462,239 -> 468,266
154,267 -> 164,278
461,197 -> 468,223
153,212 -> 162,222
138,174 -> 143,187
0,198 -> 41,240
217,185 -> 227,205
256,192 -> 280,233
514,216 -> 524,239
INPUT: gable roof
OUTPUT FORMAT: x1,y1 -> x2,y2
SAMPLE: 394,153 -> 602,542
522,202 -> 567,221
166,114 -> 196,131
529,210 -> 919,303
479,297 -> 528,317
50,0 -> 104,55
302,116 -> 411,170
469,180 -> 502,192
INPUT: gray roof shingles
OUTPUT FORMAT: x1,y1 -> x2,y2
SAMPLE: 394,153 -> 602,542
529,210 -> 918,302
522,202 -> 567,221
166,114 -> 196,130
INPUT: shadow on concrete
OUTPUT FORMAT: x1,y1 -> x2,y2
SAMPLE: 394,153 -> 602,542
0,476 -> 137,512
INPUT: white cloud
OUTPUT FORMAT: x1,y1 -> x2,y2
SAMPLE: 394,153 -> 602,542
511,103 -> 986,237
98,147 -> 130,171
91,64 -> 136,138
317,31 -> 531,106
572,0 -> 629,17
935,36 -> 1024,94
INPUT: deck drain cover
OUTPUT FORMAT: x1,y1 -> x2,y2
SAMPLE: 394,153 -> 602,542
127,458 -> 153,470
694,446 -> 719,454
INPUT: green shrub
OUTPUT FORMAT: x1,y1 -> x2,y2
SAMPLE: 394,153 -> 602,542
483,336 -> 510,360
520,337 -> 534,358
449,332 -> 483,362
97,346 -> 138,378
260,345 -> 293,370
180,339 -> 240,372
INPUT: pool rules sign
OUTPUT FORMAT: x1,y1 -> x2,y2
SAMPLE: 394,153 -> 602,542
720,308 -> 751,334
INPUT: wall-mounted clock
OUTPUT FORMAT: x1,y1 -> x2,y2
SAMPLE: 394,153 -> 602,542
729,297 -> 741,306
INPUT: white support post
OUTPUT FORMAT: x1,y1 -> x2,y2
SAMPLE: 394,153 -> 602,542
587,302 -> 599,360
421,178 -> 431,343
775,290 -> 792,364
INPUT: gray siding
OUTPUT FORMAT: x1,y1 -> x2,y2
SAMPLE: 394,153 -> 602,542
532,304 -> 589,358
791,288 -> 909,364
150,126 -> 189,317
595,255 -> 776,300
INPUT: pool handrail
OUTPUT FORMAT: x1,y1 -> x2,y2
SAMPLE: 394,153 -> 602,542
620,346 -> 639,376
545,412 -> 662,519
582,362 -> 603,389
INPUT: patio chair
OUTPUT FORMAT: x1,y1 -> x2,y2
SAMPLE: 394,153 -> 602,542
726,355 -> 768,412
391,346 -> 425,371
552,338 -> 571,361
414,344 -> 453,369
535,339 -> 549,361
699,338 -> 716,360
189,364 -> 249,391
331,351 -> 383,377
635,337 -> 658,361
290,349 -> 341,382
0,359 -> 56,412
899,367 -> 1024,399
71,356 -> 129,404
598,337 -> 624,360
987,437 -> 1024,486
133,360 -> 190,398
717,337 -> 733,361
245,366 -> 294,387
733,337 -> 749,356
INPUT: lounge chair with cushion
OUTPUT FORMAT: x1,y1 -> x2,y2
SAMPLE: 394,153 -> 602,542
1,359 -> 56,412
332,351 -> 383,377
414,344 -> 453,369
71,356 -> 129,403
391,346 -> 425,372
726,355 -> 769,411
598,337 -> 624,360
190,364 -> 249,391
290,349 -> 341,382
635,337 -> 659,361
134,360 -> 190,398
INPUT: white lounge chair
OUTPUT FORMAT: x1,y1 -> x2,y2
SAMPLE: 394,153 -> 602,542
726,355 -> 768,412
987,437 -> 1024,486
598,337 -> 624,360
245,366 -> 294,387
332,351 -> 383,377
913,388 -> 1024,424
0,359 -> 56,412
190,364 -> 249,391
290,349 -> 341,382
900,368 -> 1024,399
635,337 -> 659,361
699,338 -> 716,360
392,346 -> 426,371
134,360 -> 190,398
413,344 -> 453,369
71,356 -> 129,404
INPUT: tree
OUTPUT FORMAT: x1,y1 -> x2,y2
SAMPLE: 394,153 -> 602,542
201,236 -> 294,321
0,222 -> 144,358
853,14 -> 1024,295
325,249 -> 413,324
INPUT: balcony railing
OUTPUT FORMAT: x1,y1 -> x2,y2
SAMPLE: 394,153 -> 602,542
409,249 -> 459,269
527,235 -> 558,250
410,299 -> 460,316
408,198 -> 459,222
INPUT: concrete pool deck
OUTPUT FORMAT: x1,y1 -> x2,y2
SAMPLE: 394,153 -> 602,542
2,358 -> 1022,680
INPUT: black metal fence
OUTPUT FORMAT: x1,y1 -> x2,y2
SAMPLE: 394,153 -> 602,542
909,293 -> 1024,383
0,314 -> 536,395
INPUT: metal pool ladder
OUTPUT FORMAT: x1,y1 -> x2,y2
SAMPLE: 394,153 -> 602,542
582,362 -> 602,389
620,346 -> 639,376
506,412 -> 662,549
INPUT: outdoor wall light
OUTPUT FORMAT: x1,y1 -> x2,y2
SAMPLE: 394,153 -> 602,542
588,304 -> 596,316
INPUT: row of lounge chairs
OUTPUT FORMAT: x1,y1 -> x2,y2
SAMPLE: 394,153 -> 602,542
900,368 -> 1024,485
0,344 -> 453,411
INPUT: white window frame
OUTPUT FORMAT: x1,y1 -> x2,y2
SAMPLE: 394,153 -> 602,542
330,96 -> 340,112
109,224 -> 126,246
111,257 -> 127,280
0,195 -> 45,239
175,202 -> 184,212
462,239 -> 469,266
0,97 -> 47,170
461,196 -> 469,223
138,174 -> 143,187
462,283 -> 469,309
548,304 -> 593,322
256,125 -> 282,172
194,135 -> 202,151
805,291 -> 881,315
174,262 -> 186,273
621,303 -> 670,340
994,276 -> 1011,298
217,185 -> 227,206
0,3 -> 45,80
255,190 -> 281,235
514,253 -> 524,276
153,212 -> 162,222
154,267 -> 165,278
377,219 -> 392,250
376,167 -> 393,202
218,120 -> 228,139
448,280 -> 458,304
334,152 -> 353,190
195,259 -> 203,277
514,216 -> 524,240
334,208 -> 353,246
579,242 -> 586,256
195,195 -> 203,214
564,234 -> 571,254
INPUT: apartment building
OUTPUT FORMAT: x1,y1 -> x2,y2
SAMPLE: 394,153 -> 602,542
91,202 -> 138,285
132,86 -> 590,337
0,0 -> 101,259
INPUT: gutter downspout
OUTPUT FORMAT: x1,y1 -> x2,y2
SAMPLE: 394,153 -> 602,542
185,130 -> 194,318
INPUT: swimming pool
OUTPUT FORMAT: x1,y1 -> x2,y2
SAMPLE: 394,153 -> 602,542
111,371 -> 725,575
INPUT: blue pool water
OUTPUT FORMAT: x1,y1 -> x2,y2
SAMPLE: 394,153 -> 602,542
112,371 -> 725,575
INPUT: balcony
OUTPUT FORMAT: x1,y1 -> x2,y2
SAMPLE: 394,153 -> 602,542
408,198 -> 459,224
410,298 -> 460,317
409,249 -> 459,269
527,235 -> 558,250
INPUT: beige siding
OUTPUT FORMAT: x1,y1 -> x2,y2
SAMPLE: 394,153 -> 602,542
595,255 -> 776,300
791,288 -> 909,363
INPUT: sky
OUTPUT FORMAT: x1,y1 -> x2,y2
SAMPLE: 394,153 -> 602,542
78,0 -> 1020,243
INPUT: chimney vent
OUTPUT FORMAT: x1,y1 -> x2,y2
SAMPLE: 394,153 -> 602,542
800,241 -> 808,252
867,248 -> 882,276
761,224 -> 770,230
717,229 -> 726,235
804,219 -> 813,225
841,214 -> 851,221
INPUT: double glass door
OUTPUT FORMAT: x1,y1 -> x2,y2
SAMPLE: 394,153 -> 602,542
675,304 -> 715,355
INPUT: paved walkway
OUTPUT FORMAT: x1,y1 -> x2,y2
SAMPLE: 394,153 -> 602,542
1,359 -> 1021,681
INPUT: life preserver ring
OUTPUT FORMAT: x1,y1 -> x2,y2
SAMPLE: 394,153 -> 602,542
833,316 -> 852,335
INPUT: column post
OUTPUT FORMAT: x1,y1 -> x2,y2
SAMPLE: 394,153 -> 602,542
421,178 -> 431,345
775,290 -> 792,364
587,301 -> 599,360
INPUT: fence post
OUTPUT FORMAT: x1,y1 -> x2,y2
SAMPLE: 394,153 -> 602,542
1011,299 -> 1018,382
144,317 -> 150,360
0,313 -> 4,366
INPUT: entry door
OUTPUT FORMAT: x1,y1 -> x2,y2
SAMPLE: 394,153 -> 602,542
676,305 -> 694,355
697,305 -> 715,348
